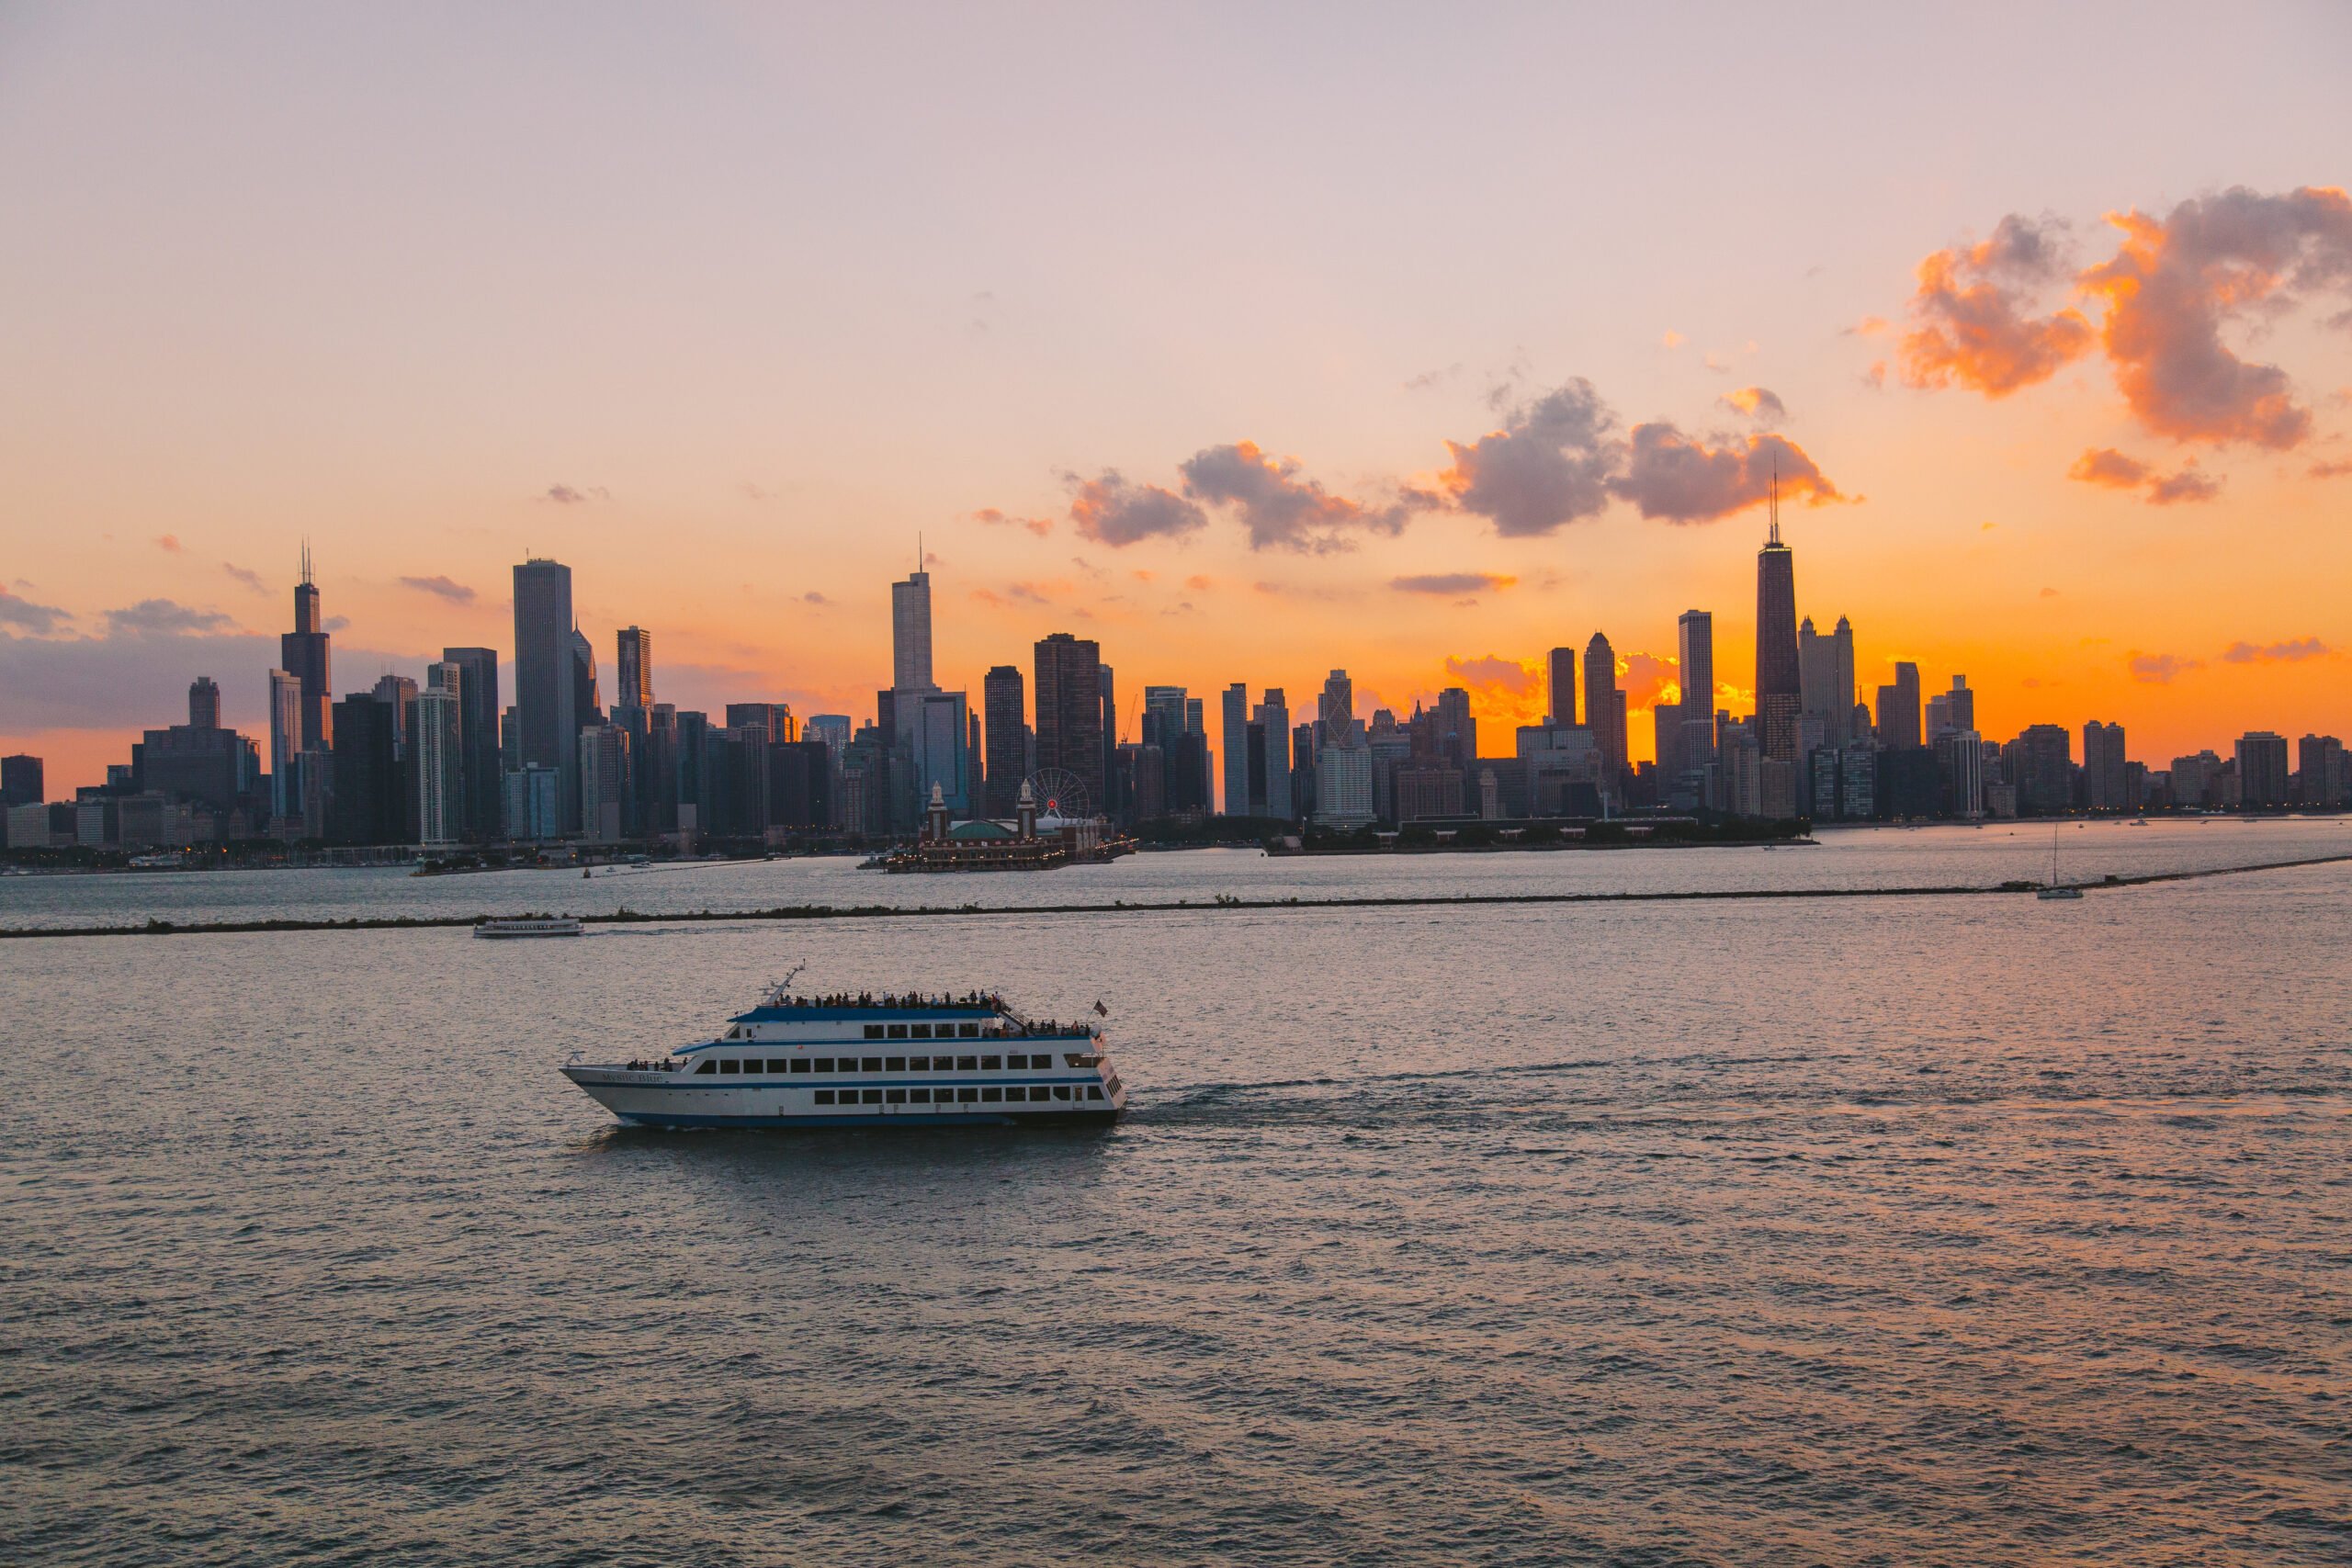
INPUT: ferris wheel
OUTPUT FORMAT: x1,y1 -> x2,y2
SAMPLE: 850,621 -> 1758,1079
1023,767 -> 1092,821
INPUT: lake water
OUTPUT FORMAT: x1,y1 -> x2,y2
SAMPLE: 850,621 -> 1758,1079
4,822 -> 2348,1565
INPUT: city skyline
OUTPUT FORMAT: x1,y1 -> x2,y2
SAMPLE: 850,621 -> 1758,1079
4,7 -> 2350,793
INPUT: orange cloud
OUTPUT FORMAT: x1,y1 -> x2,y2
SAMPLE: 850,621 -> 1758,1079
1898,216 -> 2094,396
972,506 -> 1054,536
1178,441 -> 1415,552
2080,186 -> 2352,449
1441,652 -> 1546,728
1610,426 -> 1842,524
2066,447 -> 2222,505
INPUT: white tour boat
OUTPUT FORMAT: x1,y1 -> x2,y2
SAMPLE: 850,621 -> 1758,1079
475,916 -> 584,938
560,982 -> 1127,1129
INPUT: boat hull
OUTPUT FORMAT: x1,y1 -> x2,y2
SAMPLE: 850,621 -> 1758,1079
564,1067 -> 1125,1130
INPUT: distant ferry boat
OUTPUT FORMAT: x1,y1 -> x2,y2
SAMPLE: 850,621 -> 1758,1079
561,985 -> 1127,1129
475,916 -> 583,938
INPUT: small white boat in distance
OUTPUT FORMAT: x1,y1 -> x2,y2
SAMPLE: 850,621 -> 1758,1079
475,916 -> 584,938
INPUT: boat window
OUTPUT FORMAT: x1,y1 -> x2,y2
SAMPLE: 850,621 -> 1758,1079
726,1026 -> 742,1040
811,1058 -> 831,1073
885,1089 -> 907,1105
813,1089 -> 835,1106
959,1022 -> 979,1038
885,1056 -> 906,1073
864,1024 -> 884,1039
887,1024 -> 908,1040
862,1057 -> 882,1073
907,1056 -> 929,1072
1086,1086 -> 1104,1100
979,1087 -> 1001,1103
957,1088 -> 978,1103
719,1059 -> 741,1075
1053,1086 -> 1071,1101
695,1059 -> 718,1075
1004,1054 -> 1026,1069
861,1089 -> 883,1105
789,1059 -> 811,1074
908,1088 -> 930,1104
910,1024 -> 932,1039
957,1055 -> 978,1071
980,1055 -> 1001,1071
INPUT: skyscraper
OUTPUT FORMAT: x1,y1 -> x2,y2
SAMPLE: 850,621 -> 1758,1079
1033,633 -> 1103,814
280,543 -> 333,751
1434,687 -> 1476,769
266,670 -> 301,819
187,676 -> 220,729
416,663 -> 464,847
0,754 -> 40,808
440,647 -> 500,841
1221,682 -> 1250,816
2236,731 -> 2290,807
982,666 -> 1026,817
1546,647 -> 1577,728
1799,615 -> 1855,746
892,569 -> 933,693
1583,634 -> 1623,784
570,629 -> 600,728
1876,662 -> 1922,750
1254,688 -> 1292,819
1676,609 -> 1716,776
1755,489 -> 1802,765
1319,670 -> 1354,739
616,626 -> 653,710
328,694 -> 401,845
513,558 -> 578,832
2083,719 -> 2128,810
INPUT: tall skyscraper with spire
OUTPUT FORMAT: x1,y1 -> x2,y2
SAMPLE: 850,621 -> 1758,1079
891,566 -> 933,693
279,542 -> 333,751
1755,475 -> 1803,765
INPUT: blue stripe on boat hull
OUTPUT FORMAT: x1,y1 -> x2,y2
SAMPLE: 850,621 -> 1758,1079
612,1110 -> 1121,1130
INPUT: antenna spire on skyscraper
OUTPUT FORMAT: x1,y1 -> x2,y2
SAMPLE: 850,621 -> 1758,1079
1768,457 -> 1781,547
300,537 -> 312,587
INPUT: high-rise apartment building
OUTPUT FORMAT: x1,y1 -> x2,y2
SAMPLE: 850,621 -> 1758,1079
1546,647 -> 1577,728
892,570 -> 933,693
0,754 -> 41,808
1755,504 -> 1802,764
616,626 -> 653,711
1221,682 -> 1250,815
2083,720 -> 2129,810
2236,731 -> 2290,807
982,666 -> 1027,817
513,558 -> 578,833
1876,662 -> 1923,750
439,648 -> 500,842
416,664 -> 464,847
2296,733 -> 2347,807
1033,633 -> 1103,814
1799,615 -> 1854,746
280,544 -> 333,751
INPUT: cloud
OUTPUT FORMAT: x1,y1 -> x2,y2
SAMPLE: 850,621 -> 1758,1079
1178,441 -> 1416,552
221,563 -> 267,594
1660,330 -> 1686,349
2128,650 -> 2201,684
1442,653 -> 1540,697
2067,447 -> 2153,489
1896,214 -> 2095,397
1005,581 -> 1058,604
1404,363 -> 1464,391
2066,446 -> 2222,504
1618,651 -> 1679,714
1063,469 -> 1207,547
153,534 -> 183,553
972,506 -> 1054,536
1718,386 -> 1788,428
1183,574 -> 1215,592
1437,378 -> 1621,536
2310,458 -> 2352,479
0,587 -> 73,635
1391,572 -> 1517,596
104,599 -> 237,636
1610,425 -> 1843,524
2145,466 -> 2222,504
398,574 -> 476,604
2080,186 -> 2352,448
801,591 -> 830,605
2221,637 -> 2329,664
542,483 -> 610,504
322,615 -> 349,633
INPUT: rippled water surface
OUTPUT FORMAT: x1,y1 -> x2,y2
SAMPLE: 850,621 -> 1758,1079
5,826 -> 2348,1565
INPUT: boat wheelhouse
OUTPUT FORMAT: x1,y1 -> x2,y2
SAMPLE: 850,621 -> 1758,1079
560,986 -> 1126,1129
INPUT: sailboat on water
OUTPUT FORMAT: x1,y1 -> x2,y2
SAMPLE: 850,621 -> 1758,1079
2038,823 -> 2084,899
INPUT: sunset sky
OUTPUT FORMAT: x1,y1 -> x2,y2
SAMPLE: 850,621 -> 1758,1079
4,4 -> 2349,794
